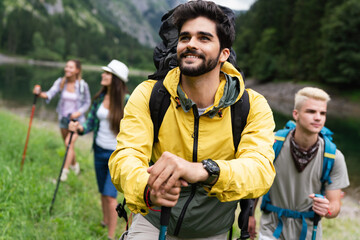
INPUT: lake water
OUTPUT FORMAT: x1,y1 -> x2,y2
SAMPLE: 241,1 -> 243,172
1,63 -> 359,189
0,63 -> 145,121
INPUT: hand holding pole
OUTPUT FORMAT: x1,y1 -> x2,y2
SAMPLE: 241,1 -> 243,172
311,194 -> 327,240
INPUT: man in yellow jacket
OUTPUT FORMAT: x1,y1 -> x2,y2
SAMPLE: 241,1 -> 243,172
109,1 -> 276,239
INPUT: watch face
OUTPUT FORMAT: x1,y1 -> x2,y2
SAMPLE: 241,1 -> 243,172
204,159 -> 220,174
202,159 -> 220,186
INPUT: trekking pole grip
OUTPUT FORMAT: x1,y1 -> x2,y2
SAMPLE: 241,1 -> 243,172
160,206 -> 171,225
312,194 -> 324,240
69,118 -> 78,134
33,94 -> 38,105
33,84 -> 41,104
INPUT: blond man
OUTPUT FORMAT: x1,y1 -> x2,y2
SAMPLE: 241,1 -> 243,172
249,87 -> 349,240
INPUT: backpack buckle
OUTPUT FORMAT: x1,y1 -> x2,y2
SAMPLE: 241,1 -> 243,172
116,202 -> 128,222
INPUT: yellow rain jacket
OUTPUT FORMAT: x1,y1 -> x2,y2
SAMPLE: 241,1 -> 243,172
109,62 -> 275,238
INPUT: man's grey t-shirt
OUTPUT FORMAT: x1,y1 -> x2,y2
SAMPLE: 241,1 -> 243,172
259,132 -> 350,239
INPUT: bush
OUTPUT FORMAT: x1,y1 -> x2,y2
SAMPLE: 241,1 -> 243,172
319,0 -> 360,86
30,48 -> 63,61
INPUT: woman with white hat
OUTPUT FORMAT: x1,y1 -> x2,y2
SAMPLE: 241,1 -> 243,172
69,59 -> 129,240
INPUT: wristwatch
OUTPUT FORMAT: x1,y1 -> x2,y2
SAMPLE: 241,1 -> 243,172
200,159 -> 220,187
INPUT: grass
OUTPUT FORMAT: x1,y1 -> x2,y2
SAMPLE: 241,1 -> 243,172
1,109 -> 359,240
0,110 -> 128,239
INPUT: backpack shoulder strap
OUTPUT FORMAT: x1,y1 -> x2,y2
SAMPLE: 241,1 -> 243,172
273,129 -> 290,160
261,121 -> 294,206
260,123 -> 292,212
320,132 -> 336,194
124,93 -> 130,106
149,80 -> 171,143
79,79 -> 85,94
149,81 -> 251,150
273,120 -> 295,161
231,90 -> 250,153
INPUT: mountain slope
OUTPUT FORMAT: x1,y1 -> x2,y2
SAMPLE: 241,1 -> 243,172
0,0 -> 188,68
1,0 -> 186,47
88,0 -> 186,46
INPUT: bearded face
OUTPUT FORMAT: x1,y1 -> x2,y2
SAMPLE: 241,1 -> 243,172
177,49 -> 220,77
176,17 -> 224,77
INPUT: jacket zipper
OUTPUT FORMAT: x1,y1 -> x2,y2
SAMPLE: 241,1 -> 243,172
173,106 -> 199,236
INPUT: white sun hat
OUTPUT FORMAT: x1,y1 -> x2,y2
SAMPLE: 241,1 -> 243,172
101,59 -> 129,82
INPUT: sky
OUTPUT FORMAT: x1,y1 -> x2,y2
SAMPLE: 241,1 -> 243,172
206,0 -> 257,11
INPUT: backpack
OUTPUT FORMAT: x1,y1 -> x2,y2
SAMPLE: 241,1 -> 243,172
260,120 -> 336,240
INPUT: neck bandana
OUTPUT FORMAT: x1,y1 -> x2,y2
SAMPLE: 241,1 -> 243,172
290,131 -> 319,172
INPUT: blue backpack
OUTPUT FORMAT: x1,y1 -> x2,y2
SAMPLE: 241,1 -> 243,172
260,120 -> 336,240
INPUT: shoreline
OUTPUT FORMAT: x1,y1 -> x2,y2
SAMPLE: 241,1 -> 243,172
0,53 -> 152,77
246,79 -> 360,119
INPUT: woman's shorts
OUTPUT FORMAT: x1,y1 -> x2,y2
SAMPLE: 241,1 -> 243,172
59,116 -> 70,129
94,144 -> 118,198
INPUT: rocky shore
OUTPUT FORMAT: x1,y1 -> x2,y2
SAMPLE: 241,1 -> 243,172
246,79 -> 360,118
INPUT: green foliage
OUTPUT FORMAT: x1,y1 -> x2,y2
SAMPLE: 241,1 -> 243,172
250,28 -> 280,81
319,0 -> 360,86
0,110 -> 129,239
289,0 -> 326,80
234,0 -> 360,88
0,0 -> 154,70
32,32 -> 45,49
69,42 -> 78,57
30,48 -> 63,61
54,37 -> 66,57
0,2 -> 4,42
30,32 -> 63,61
234,0 -> 297,81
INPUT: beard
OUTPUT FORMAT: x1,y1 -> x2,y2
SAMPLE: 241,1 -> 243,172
177,49 -> 220,77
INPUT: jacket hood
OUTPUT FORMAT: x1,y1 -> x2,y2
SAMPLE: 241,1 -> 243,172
163,61 -> 245,118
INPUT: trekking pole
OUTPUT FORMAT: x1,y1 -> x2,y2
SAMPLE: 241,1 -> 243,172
312,214 -> 320,240
21,85 -> 40,171
237,199 -> 254,240
312,194 -> 325,240
159,206 -> 171,240
49,120 -> 76,214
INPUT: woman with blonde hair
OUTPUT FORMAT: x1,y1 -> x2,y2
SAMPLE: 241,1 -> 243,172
33,59 -> 91,181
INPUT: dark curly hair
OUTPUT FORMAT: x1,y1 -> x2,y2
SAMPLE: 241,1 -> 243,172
172,0 -> 235,50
